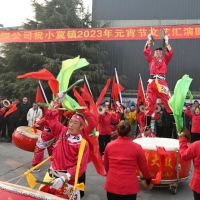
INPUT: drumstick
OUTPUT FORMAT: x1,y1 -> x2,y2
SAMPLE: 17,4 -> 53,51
36,180 -> 53,186
28,118 -> 44,131
24,156 -> 51,175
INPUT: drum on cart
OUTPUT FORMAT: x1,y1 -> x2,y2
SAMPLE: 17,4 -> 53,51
0,181 -> 63,200
133,138 -> 191,194
12,126 -> 42,152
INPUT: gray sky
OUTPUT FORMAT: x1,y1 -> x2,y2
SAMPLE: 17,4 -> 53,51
0,0 -> 92,27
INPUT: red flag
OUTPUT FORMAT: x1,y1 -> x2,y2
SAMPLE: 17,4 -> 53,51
35,85 -> 47,114
111,75 -> 124,103
73,86 -> 87,107
81,83 -> 91,102
81,87 -> 99,124
136,75 -> 145,110
17,69 -> 59,98
136,75 -> 146,128
4,104 -> 17,117
96,79 -> 111,106
35,85 -> 45,103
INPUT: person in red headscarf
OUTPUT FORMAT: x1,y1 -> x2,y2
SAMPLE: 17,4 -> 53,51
39,100 -> 96,198
143,33 -> 174,132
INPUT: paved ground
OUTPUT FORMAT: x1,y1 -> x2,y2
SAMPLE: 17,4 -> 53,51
0,141 -> 194,200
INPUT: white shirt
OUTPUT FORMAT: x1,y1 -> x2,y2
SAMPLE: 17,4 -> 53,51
27,107 -> 43,126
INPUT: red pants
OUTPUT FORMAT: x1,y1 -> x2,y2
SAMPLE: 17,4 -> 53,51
32,144 -> 54,166
145,79 -> 172,116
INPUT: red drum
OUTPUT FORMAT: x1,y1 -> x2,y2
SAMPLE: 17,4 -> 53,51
12,126 -> 42,152
133,138 -> 191,182
0,181 -> 63,200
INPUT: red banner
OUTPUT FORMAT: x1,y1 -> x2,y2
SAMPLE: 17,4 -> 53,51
0,25 -> 200,43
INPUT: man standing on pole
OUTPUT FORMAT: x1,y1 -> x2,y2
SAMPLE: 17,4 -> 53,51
143,32 -> 174,132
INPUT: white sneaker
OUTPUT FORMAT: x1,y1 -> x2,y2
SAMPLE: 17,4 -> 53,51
31,168 -> 41,173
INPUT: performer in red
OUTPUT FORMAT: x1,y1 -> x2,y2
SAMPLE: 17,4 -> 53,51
178,128 -> 200,200
31,120 -> 55,172
143,33 -> 173,131
136,127 -> 156,138
40,101 -> 96,198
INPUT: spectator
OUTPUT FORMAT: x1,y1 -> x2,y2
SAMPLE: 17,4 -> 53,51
98,103 -> 119,156
125,104 -> 137,138
185,104 -> 200,142
104,120 -> 152,200
20,97 -> 31,126
27,103 -> 43,127
8,98 -> 22,142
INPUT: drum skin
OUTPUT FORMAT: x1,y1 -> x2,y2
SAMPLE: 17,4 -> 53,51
137,149 -> 191,180
134,138 -> 191,181
12,126 -> 41,152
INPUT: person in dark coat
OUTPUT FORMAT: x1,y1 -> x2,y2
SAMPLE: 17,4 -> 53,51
20,97 -> 31,126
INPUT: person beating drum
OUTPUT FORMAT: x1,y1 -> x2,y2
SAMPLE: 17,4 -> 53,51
178,127 -> 200,200
104,120 -> 152,200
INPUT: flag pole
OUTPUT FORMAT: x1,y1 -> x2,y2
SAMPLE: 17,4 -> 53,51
115,68 -> 123,104
38,80 -> 49,104
84,75 -> 94,99
139,74 -> 145,98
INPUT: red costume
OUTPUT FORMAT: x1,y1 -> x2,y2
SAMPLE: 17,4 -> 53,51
44,110 -> 96,184
185,106 -> 200,133
32,128 -> 55,167
179,137 -> 200,194
143,46 -> 173,116
104,136 -> 151,195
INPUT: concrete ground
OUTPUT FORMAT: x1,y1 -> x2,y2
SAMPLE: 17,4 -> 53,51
0,141 -> 194,200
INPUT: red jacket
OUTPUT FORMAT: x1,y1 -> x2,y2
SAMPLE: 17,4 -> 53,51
104,136 -> 151,195
98,112 -> 119,135
143,46 -> 173,75
45,110 -> 96,184
179,137 -> 200,193
185,106 -> 200,133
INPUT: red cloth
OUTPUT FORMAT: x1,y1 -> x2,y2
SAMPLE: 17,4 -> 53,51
0,108 -> 5,115
111,75 -> 124,103
4,104 -> 17,117
179,137 -> 200,193
17,69 -> 59,98
104,136 -> 151,195
136,76 -> 145,110
185,106 -> 200,133
98,112 -> 119,135
143,46 -> 173,115
44,110 -> 96,183
96,79 -> 111,106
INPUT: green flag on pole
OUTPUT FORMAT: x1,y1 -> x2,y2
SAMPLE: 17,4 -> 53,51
57,56 -> 89,111
168,74 -> 193,133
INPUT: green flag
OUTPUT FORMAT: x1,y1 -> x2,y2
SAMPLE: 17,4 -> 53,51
57,56 -> 89,111
168,74 -> 193,133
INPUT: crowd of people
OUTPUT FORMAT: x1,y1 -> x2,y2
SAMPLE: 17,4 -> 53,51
0,32 -> 199,200
0,97 -> 34,142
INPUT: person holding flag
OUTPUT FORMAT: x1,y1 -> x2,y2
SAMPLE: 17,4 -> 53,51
39,97 -> 96,198
143,32 -> 173,131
